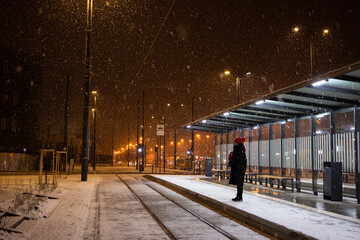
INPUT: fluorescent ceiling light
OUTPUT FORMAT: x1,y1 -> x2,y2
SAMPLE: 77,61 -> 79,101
312,80 -> 327,87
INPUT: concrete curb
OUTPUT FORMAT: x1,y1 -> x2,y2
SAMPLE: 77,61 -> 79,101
145,174 -> 316,240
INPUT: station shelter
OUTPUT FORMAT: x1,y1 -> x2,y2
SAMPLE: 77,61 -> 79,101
184,62 -> 360,203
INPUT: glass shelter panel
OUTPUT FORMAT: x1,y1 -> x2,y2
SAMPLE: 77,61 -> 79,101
220,134 -> 226,169
226,132 -> 234,169
215,134 -> 221,169
250,127 -> 259,173
242,129 -> 250,171
314,113 -> 331,172
260,125 -> 269,174
282,121 -> 295,176
334,111 -> 355,187
235,129 -> 241,138
297,117 -> 312,178
270,124 -> 281,175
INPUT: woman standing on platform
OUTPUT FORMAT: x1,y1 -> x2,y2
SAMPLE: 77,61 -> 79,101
229,137 -> 247,201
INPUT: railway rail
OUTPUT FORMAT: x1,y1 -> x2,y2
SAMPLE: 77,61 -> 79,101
114,174 -> 270,240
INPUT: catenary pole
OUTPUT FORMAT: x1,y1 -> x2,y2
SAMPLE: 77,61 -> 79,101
81,0 -> 93,181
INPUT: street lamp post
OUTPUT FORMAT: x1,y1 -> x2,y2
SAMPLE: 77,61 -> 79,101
163,116 -> 166,173
92,91 -> 97,170
136,100 -> 140,170
293,27 -> 329,78
224,71 -> 247,103
191,97 -> 195,173
81,0 -> 93,181
141,90 -> 145,170
128,122 -> 130,167
174,129 -> 177,169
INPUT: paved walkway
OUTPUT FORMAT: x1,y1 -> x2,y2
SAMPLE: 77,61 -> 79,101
202,177 -> 360,219
148,175 -> 360,240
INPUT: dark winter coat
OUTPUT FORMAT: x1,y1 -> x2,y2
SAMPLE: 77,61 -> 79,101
229,143 -> 247,185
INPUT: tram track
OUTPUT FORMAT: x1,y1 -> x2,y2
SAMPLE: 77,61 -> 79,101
116,174 -> 176,240
115,174 -> 263,240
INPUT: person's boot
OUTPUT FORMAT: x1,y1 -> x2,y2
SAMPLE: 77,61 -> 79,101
232,195 -> 242,201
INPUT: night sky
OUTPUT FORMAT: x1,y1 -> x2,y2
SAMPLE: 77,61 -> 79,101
1,0 -> 360,155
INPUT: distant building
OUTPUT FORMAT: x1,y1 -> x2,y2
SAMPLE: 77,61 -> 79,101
0,45 -> 42,154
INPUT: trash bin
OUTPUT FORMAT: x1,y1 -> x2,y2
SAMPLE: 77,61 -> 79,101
323,162 -> 342,201
205,158 -> 213,177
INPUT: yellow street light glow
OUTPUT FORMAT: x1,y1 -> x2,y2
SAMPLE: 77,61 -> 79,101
323,29 -> 329,34
293,27 -> 300,32
161,145 -> 164,148
189,140 -> 192,142
224,70 -> 231,75
129,143 -> 132,147
196,134 -> 200,138
178,142 -> 181,145
181,139 -> 184,142
170,141 -> 174,145
206,135 -> 210,138
167,103 -> 170,106
91,91 -> 97,94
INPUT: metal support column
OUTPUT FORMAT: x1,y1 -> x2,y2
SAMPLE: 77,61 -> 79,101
142,91 -> 145,168
269,124 -> 273,175
136,100 -> 140,170
81,0 -> 93,182
295,117 -> 301,192
163,117 -> 166,173
214,133 -> 218,169
354,107 -> 360,203
311,114 -> 318,195
174,129 -> 177,169
127,122 -> 130,167
258,127 -> 262,174
281,122 -> 285,177
220,133 -> 223,170
225,132 -> 229,168
330,111 -> 335,162
249,129 -> 252,173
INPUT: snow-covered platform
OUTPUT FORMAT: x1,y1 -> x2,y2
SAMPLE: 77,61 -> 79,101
147,174 -> 360,240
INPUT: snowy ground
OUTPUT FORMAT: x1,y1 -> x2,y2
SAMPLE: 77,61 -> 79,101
1,173 -> 359,240
0,174 -> 95,240
153,175 -> 360,240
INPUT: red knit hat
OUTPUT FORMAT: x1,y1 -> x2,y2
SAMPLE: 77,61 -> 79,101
234,137 -> 246,144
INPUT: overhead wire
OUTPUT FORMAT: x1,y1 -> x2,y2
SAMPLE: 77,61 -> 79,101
91,72 -> 234,96
124,0 -> 177,97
